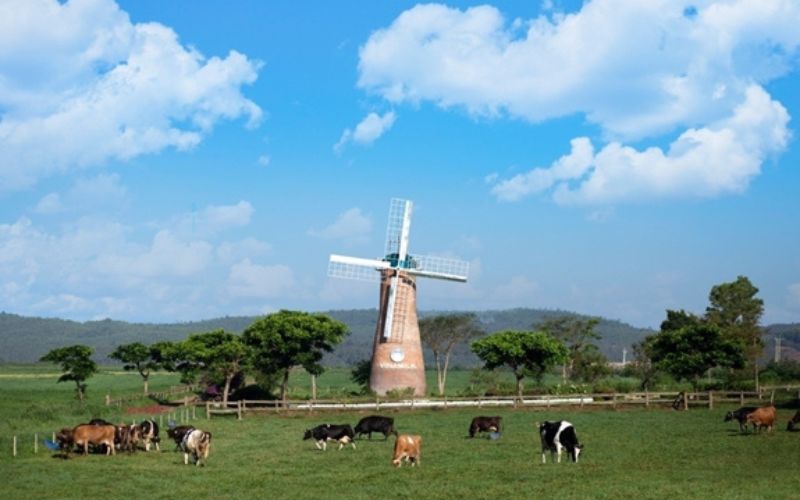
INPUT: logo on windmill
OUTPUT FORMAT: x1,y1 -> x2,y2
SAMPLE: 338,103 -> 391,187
329,198 -> 469,396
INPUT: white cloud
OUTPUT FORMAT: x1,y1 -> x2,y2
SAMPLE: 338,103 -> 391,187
788,283 -> 800,305
68,173 -> 128,207
493,275 -> 540,302
308,207 -> 372,242
257,154 -> 271,166
360,1 -> 800,204
334,111 -> 396,152
0,0 -> 262,190
227,259 -> 295,298
492,85 -> 789,204
34,193 -> 63,214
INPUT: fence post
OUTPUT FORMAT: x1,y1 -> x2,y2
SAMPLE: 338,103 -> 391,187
708,391 -> 713,410
740,391 -> 744,406
580,393 -> 585,409
478,395 -> 483,408
34,433 -> 38,454
159,415 -> 163,428
612,393 -> 617,410
770,390 -> 775,405
192,406 -> 196,420
237,400 -> 242,420
546,395 -> 551,410
683,392 -> 689,411
52,432 -> 56,443
206,402 -> 210,420
105,394 -> 111,406
645,390 -> 650,408
13,436 -> 17,457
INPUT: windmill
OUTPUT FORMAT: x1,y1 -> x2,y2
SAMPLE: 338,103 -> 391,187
328,198 -> 469,396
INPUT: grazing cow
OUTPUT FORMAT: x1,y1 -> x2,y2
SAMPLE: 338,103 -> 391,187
55,428 -> 75,455
392,434 -> 422,468
469,416 -> 502,438
167,425 -> 196,451
354,416 -> 398,440
181,429 -> 212,466
787,410 -> 800,432
745,405 -> 777,433
72,424 -> 116,456
538,421 -> 582,464
303,424 -> 356,451
724,407 -> 759,433
137,419 -> 160,451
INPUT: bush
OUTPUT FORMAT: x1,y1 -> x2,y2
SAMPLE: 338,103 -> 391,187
760,360 -> 800,383
385,387 -> 416,400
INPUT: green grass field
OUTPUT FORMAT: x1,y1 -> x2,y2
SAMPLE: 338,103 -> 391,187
2,365 -> 799,499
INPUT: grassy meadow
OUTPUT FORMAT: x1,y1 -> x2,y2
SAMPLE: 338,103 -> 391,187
1,364 -> 799,499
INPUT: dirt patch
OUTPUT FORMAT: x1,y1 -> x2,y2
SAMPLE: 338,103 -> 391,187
124,404 -> 173,415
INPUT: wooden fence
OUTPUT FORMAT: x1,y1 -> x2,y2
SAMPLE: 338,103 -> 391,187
201,389 -> 790,419
105,383 -> 199,407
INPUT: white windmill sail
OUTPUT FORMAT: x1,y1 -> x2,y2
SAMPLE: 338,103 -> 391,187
406,254 -> 469,282
382,199 -> 412,340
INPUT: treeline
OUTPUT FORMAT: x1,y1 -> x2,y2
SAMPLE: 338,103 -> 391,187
0,308 -> 654,365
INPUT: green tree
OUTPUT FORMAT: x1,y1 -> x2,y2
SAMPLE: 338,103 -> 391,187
420,313 -> 484,395
182,330 -> 250,406
571,344 -> 611,383
150,340 -> 198,384
648,323 -> 745,389
242,310 -> 349,404
536,315 -> 601,381
40,345 -> 98,402
350,359 -> 372,394
109,342 -> 161,395
471,330 -> 568,400
661,309 -> 703,332
705,276 -> 765,390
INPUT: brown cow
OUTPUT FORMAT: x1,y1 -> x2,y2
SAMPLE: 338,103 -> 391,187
392,434 -> 421,468
745,405 -> 776,433
72,424 -> 117,456
116,424 -> 141,453
469,416 -> 502,438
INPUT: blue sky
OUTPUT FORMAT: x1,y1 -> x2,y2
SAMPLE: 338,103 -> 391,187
1,0 -> 798,328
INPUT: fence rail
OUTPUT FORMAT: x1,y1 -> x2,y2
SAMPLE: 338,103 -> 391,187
105,383 -> 199,407
201,389 -> 790,418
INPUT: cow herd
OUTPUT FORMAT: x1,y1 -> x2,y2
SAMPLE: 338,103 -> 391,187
54,419 -> 212,466
302,414 -> 584,467
724,405 -> 800,434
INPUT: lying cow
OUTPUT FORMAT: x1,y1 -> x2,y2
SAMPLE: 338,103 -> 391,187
354,416 -> 398,440
303,424 -> 356,451
538,421 -> 582,463
72,423 -> 117,456
724,406 -> 759,433
167,425 -> 196,451
137,419 -> 160,451
787,410 -> 800,432
469,416 -> 502,438
746,405 -> 776,433
181,429 -> 212,466
392,434 -> 421,467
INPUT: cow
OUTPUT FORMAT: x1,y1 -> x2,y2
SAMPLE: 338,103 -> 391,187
354,416 -> 398,440
115,424 -> 141,453
392,434 -> 422,468
167,425 -> 196,451
787,410 -> 800,432
745,405 -> 776,433
538,421 -> 582,464
55,428 -> 75,456
724,407 -> 759,433
137,419 -> 160,452
468,416 -> 502,438
181,429 -> 212,466
71,423 -> 117,456
303,424 -> 356,451
88,418 -> 114,426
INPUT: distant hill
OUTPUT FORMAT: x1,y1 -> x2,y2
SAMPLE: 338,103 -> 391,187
1,308 -> 655,366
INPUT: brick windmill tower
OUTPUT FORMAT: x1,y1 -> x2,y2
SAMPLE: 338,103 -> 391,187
328,198 -> 469,396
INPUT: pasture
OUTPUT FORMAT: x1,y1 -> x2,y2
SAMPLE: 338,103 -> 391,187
1,366 -> 799,499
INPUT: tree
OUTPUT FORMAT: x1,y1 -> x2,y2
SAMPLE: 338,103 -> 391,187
570,345 -> 611,383
109,342 -> 161,395
150,340 -> 198,384
350,359 -> 371,394
660,309 -> 703,332
40,345 -> 98,401
705,276 -> 765,390
648,323 -> 745,389
182,330 -> 250,406
242,310 -> 349,404
471,330 -> 568,400
536,316 -> 601,381
420,313 -> 484,395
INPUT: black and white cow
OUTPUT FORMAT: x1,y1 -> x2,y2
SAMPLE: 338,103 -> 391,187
303,424 -> 356,451
724,407 -> 759,433
354,416 -> 397,440
181,429 -> 212,466
137,419 -> 160,451
538,421 -> 582,464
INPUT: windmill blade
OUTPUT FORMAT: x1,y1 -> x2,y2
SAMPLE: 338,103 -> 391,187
328,254 -> 389,282
384,198 -> 412,261
383,274 -> 399,339
405,254 -> 469,282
